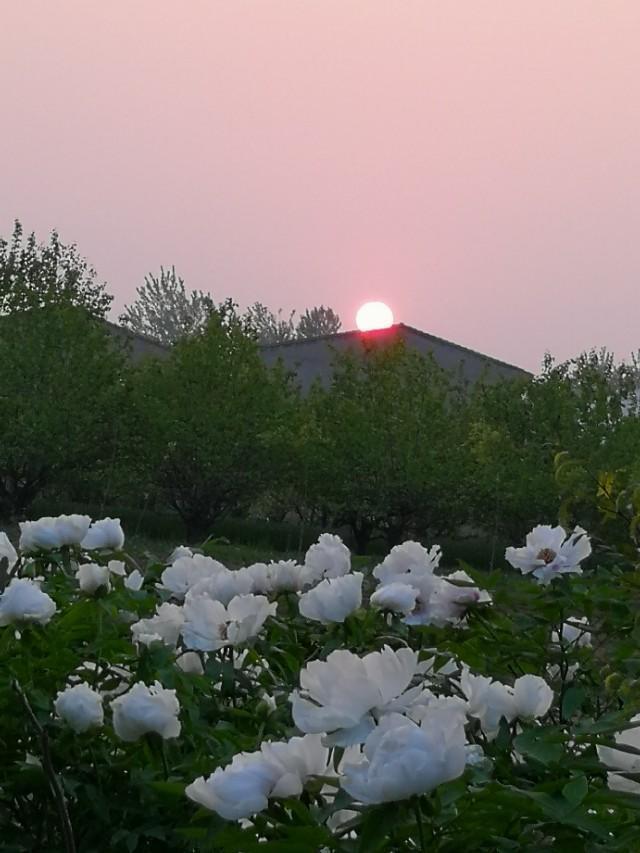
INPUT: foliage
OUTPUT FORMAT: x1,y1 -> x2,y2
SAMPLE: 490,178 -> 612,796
132,312 -> 294,537
120,267 -> 221,345
0,306 -> 129,517
0,220 -> 112,319
244,302 -> 342,344
298,340 -> 471,551
1,499 -> 640,851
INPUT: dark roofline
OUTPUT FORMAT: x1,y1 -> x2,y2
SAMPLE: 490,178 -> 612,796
259,322 -> 531,376
104,319 -> 170,351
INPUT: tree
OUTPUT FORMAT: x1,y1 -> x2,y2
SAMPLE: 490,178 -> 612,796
300,340 -> 470,552
0,306 -> 129,517
119,266 -> 220,345
296,305 -> 342,338
133,312 -> 293,536
244,302 -> 296,344
0,220 -> 112,318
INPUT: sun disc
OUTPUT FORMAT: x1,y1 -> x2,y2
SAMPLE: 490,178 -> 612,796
356,301 -> 394,332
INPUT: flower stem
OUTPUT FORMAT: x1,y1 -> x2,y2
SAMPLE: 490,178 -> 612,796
413,797 -> 428,853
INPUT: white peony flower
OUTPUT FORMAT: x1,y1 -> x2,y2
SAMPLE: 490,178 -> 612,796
168,545 -> 193,563
266,560 -> 312,593
186,733 -> 331,820
225,595 -> 277,646
176,651 -> 205,675
505,525 -> 591,584
124,569 -> 144,591
291,645 -> 426,746
19,514 -> 92,552
341,707 -> 466,804
597,714 -> 640,794
551,617 -> 592,648
77,563 -> 111,595
304,533 -> 351,581
131,602 -> 185,649
181,593 -> 276,652
0,578 -> 57,626
298,573 -> 363,623
54,682 -> 104,733
108,560 -> 127,576
158,554 -> 225,600
189,568 -> 255,606
111,681 -> 181,742
460,667 -> 552,738
244,562 -> 270,594
0,532 -> 18,570
512,674 -> 554,720
81,518 -> 125,551
373,541 -> 441,586
370,582 -> 419,615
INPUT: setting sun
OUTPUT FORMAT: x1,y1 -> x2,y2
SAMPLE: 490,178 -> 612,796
355,301 -> 394,332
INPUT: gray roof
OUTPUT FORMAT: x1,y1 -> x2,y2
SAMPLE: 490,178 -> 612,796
107,321 -> 530,388
260,323 -> 530,392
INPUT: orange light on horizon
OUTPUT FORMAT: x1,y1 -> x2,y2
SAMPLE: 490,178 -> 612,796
355,301 -> 394,331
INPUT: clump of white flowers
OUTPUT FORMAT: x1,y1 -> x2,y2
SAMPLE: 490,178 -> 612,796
186,733 -> 331,820
0,578 -> 57,626
81,517 -> 125,551
298,572 -> 363,623
110,681 -> 181,742
54,683 -> 104,733
181,593 -> 276,652
371,541 -> 489,627
77,563 -> 111,595
505,525 -> 592,584
341,706 -> 467,804
304,533 -> 351,581
460,667 -> 553,739
19,514 -> 91,552
290,645 -> 430,746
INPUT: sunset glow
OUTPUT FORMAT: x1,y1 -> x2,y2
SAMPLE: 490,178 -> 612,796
356,302 -> 394,332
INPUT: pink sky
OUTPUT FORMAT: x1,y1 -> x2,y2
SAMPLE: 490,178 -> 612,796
2,1 -> 640,372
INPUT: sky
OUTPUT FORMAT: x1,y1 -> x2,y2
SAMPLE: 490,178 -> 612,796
2,1 -> 640,372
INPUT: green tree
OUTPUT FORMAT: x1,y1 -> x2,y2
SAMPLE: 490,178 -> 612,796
120,266 -> 219,345
0,306 -> 129,517
134,311 -> 293,536
0,220 -> 112,318
301,340 -> 470,552
296,305 -> 342,338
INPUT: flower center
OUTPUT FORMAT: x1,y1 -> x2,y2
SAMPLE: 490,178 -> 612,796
536,548 -> 557,564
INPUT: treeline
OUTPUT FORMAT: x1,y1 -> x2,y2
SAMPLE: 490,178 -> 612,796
2,222 -> 640,553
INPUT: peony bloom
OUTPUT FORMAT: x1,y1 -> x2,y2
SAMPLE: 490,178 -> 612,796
54,683 -> 104,733
181,593 -> 276,652
158,554 -> 225,600
551,617 -> 592,648
341,708 -> 466,804
370,582 -> 419,615
512,674 -> 554,720
81,518 -> 125,551
168,545 -> 193,563
0,532 -> 18,570
266,560 -> 312,593
107,560 -> 126,576
225,595 -> 277,645
186,734 -> 331,820
505,525 -> 591,585
372,541 -> 441,586
0,577 -> 57,626
597,714 -> 640,794
291,645 -> 427,746
298,573 -> 363,623
124,569 -> 144,591
111,681 -> 181,742
19,514 -> 91,552
176,651 -> 205,675
244,562 -> 270,594
77,563 -> 111,595
304,533 -> 351,581
189,568 -> 255,606
460,667 -> 552,738
131,602 -> 185,648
